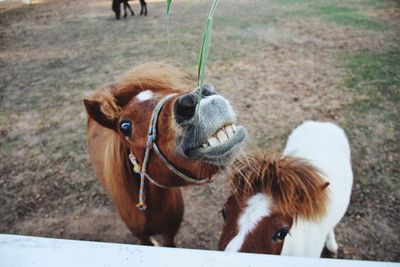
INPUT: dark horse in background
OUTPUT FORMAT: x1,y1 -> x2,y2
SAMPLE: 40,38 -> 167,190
112,0 -> 147,20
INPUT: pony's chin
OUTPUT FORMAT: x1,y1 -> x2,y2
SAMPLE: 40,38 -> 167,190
184,126 -> 247,166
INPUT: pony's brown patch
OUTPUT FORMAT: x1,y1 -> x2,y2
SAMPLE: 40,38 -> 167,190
230,153 -> 329,220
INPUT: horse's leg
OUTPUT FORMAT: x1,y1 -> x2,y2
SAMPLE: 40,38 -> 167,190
325,230 -> 338,255
125,1 -> 134,16
321,247 -> 335,258
162,233 -> 176,247
123,1 -> 128,18
138,235 -> 154,246
140,0 -> 147,16
112,0 -> 121,20
161,205 -> 182,247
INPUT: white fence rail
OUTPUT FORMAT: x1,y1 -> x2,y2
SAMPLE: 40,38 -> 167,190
0,234 -> 398,267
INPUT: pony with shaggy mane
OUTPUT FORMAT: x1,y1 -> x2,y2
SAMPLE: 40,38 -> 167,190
231,153 -> 329,221
84,63 -> 247,246
219,121 -> 353,257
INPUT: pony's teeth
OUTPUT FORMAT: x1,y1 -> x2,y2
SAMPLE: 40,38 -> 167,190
217,129 -> 229,143
225,125 -> 234,138
205,125 -> 235,148
208,136 -> 220,147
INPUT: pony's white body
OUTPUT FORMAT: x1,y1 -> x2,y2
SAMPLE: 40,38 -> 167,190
281,121 -> 353,257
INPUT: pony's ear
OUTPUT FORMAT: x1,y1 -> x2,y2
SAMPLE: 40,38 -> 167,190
321,182 -> 330,190
83,99 -> 118,130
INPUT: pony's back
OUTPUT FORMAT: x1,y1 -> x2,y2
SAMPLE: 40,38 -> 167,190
281,121 -> 353,257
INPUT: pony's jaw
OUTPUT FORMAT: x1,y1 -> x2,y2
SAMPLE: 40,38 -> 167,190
175,94 -> 247,166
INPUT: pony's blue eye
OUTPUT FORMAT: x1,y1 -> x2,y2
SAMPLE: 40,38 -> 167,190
273,228 -> 289,241
120,120 -> 132,137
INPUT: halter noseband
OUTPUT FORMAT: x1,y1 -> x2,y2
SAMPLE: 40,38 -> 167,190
129,94 -> 212,211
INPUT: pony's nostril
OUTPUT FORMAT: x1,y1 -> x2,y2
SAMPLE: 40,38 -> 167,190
198,84 -> 217,97
174,94 -> 199,125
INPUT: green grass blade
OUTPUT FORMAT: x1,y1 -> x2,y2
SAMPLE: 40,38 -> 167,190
198,18 -> 213,90
165,0 -> 172,48
197,0 -> 219,97
166,0 -> 172,15
208,0 -> 218,17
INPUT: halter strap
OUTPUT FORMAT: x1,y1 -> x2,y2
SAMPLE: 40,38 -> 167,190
131,94 -> 211,211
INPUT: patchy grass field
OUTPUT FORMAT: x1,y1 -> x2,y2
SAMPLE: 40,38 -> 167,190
0,0 -> 399,261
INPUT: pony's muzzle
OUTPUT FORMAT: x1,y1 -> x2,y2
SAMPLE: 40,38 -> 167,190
174,84 -> 217,125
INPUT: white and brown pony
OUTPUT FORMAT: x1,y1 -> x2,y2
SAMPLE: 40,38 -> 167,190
219,121 -> 353,257
84,63 -> 246,246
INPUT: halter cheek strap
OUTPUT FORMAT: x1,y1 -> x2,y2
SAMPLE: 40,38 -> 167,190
130,94 -> 212,211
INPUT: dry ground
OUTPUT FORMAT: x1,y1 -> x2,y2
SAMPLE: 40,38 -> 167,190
1,0 -> 399,262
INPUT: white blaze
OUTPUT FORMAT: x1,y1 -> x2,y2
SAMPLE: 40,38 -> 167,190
136,90 -> 153,102
225,193 -> 272,252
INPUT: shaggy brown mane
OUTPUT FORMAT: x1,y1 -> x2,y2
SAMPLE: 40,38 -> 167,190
231,153 -> 329,220
90,125 -> 147,234
88,62 -> 191,120
119,62 -> 190,94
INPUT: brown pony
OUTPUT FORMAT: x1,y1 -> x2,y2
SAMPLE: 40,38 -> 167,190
84,63 -> 247,246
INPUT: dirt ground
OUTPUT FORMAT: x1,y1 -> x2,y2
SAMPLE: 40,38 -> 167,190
1,0 -> 399,262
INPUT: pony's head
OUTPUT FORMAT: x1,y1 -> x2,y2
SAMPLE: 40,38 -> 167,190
218,154 -> 329,254
84,63 -> 247,187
